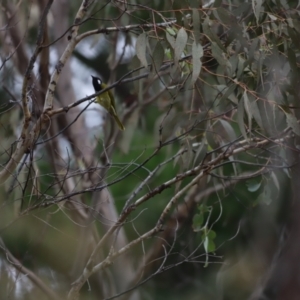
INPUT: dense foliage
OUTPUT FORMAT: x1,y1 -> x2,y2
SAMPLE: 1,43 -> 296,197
0,0 -> 299,299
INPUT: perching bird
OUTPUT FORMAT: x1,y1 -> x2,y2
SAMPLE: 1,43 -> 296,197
91,75 -> 125,130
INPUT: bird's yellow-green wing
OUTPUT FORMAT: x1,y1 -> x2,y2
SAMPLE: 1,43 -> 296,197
108,89 -> 116,108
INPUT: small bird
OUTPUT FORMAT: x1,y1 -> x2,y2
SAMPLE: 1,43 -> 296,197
91,75 -> 125,130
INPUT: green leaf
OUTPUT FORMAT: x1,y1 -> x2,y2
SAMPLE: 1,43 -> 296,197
136,32 -> 148,69
267,13 -> 277,21
214,7 -> 236,26
237,55 -> 246,79
246,180 -> 261,192
219,83 -> 237,104
285,112 -> 300,136
203,17 -> 226,51
174,27 -> 188,63
151,42 -> 164,75
189,0 -> 200,8
219,119 -> 236,142
166,27 -> 176,36
193,139 -> 207,166
228,54 -> 238,77
211,42 -> 227,66
166,31 -> 175,49
207,230 -> 216,240
252,0 -> 263,24
192,41 -> 203,84
271,172 -> 280,191
192,8 -> 201,42
198,204 -> 210,213
249,94 -> 263,129
243,91 -> 252,133
237,98 -> 247,140
193,213 -> 204,232
202,231 -> 216,253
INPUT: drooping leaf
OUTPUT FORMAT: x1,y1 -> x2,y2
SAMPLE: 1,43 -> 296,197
189,0 -> 200,8
285,112 -> 300,136
248,95 -> 263,129
228,54 -> 238,77
237,55 -> 246,79
174,27 -> 188,63
271,172 -> 280,192
193,139 -> 207,166
243,91 -> 252,133
211,42 -> 227,66
219,119 -> 236,144
214,7 -> 236,26
136,32 -> 148,69
237,98 -> 247,140
202,17 -> 226,51
151,42 -> 165,75
219,83 -> 238,104
232,3 -> 252,18
192,8 -> 201,42
252,0 -> 263,24
192,41 -> 203,84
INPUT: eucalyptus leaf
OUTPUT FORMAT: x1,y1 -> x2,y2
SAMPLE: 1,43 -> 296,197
136,32 -> 148,69
174,27 -> 188,63
192,8 -> 201,42
193,139 -> 207,166
151,42 -> 164,75
192,41 -> 203,84
211,42 -> 227,66
203,17 -> 226,51
214,7 -> 236,26
166,31 -> 175,49
219,119 -> 236,142
246,180 -> 262,192
285,112 -> 300,136
237,98 -> 247,140
243,91 -> 252,133
219,84 -> 237,104
252,0 -> 263,24
249,94 -> 263,129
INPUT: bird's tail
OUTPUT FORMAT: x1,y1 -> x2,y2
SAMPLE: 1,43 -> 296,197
113,114 -> 125,131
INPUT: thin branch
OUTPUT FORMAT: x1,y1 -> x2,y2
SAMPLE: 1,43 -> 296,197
76,19 -> 176,42
20,0 -> 54,138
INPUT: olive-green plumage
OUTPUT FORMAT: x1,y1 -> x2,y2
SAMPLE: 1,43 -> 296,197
91,75 -> 125,130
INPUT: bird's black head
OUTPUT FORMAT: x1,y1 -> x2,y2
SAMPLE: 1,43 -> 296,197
91,75 -> 102,92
